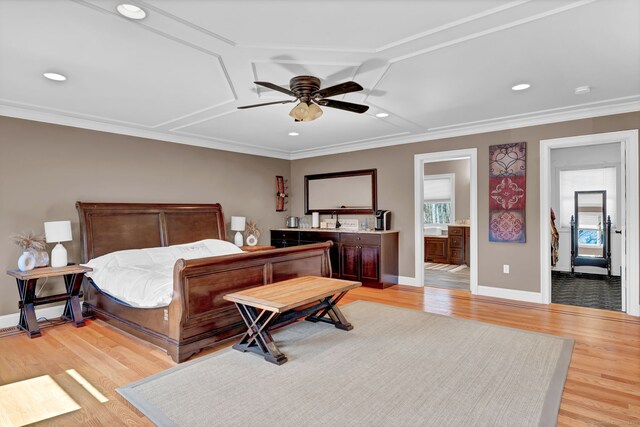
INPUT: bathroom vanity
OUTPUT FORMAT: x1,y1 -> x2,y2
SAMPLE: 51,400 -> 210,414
424,225 -> 470,266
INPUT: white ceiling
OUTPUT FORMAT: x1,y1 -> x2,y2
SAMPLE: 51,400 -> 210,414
0,0 -> 638,159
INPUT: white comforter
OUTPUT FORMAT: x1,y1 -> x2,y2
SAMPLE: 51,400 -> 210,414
83,239 -> 244,308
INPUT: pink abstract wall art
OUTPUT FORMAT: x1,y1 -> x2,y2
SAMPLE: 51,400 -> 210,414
489,142 -> 526,243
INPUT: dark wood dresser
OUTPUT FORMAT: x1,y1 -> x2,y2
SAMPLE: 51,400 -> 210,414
271,229 -> 398,289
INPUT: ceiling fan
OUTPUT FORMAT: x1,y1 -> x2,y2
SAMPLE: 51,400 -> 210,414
237,75 -> 369,122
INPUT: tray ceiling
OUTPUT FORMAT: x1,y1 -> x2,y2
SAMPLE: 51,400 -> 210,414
0,0 -> 638,159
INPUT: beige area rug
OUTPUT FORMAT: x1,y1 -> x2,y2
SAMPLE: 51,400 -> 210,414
425,262 -> 468,273
118,301 -> 573,427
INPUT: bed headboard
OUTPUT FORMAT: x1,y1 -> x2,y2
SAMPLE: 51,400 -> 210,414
76,202 -> 227,262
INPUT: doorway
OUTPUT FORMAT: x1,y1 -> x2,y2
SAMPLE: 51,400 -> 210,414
540,130 -> 639,316
550,145 -> 622,310
423,163 -> 470,290
414,148 -> 478,294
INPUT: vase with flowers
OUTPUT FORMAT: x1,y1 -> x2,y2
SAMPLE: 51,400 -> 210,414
12,232 -> 49,268
243,220 -> 261,246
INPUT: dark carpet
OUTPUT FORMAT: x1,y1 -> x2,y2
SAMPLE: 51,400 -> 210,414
551,271 -> 621,312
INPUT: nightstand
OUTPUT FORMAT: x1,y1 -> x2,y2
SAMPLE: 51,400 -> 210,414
6,265 -> 92,337
240,245 -> 275,252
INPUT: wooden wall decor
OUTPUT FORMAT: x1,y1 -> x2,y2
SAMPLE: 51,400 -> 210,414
276,176 -> 288,211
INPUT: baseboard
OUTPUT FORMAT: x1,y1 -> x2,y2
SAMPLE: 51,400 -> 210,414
477,286 -> 543,304
0,304 -> 65,329
397,276 -> 420,287
628,303 -> 640,317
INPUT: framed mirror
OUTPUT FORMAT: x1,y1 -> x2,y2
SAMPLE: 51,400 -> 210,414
304,169 -> 377,214
575,190 -> 606,258
571,190 -> 612,276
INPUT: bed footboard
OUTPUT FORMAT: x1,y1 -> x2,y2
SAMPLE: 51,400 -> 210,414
169,242 -> 332,361
83,242 -> 332,363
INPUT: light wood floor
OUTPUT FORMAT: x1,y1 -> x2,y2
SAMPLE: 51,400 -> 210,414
1,285 -> 638,426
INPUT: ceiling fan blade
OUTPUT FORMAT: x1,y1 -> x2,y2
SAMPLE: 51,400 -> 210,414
313,81 -> 363,99
237,99 -> 295,109
254,81 -> 296,97
316,99 -> 369,114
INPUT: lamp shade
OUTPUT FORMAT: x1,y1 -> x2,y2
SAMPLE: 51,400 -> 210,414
289,102 -> 309,121
230,216 -> 246,232
304,103 -> 323,121
44,221 -> 72,243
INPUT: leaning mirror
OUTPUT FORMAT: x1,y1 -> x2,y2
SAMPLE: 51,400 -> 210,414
570,190 -> 612,276
575,191 -> 606,258
304,169 -> 377,214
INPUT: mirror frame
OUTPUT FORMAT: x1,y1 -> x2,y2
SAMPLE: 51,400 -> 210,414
574,190 -> 607,258
304,169 -> 377,215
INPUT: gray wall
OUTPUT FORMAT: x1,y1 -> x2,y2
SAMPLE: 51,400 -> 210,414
0,116 -> 290,316
1,112 -> 638,316
290,112 -> 640,292
424,158 -> 471,221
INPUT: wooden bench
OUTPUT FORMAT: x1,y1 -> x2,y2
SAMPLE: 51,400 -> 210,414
224,276 -> 361,365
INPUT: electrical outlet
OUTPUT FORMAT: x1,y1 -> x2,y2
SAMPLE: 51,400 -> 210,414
503,264 -> 510,274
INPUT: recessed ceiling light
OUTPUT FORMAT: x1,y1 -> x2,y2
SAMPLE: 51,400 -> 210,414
511,83 -> 531,91
43,72 -> 67,82
116,4 -> 146,20
574,85 -> 591,95
288,132 -> 299,136
376,113 -> 389,118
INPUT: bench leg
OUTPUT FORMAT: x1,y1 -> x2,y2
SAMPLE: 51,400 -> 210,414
305,291 -> 353,331
232,304 -> 287,365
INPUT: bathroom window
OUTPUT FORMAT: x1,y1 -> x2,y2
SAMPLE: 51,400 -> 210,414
424,174 -> 455,226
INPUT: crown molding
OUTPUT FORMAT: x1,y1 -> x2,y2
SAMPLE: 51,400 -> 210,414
288,97 -> 640,159
0,104 -> 292,159
1,96 -> 638,162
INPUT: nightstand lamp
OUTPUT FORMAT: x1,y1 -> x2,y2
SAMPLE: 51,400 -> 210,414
44,220 -> 72,268
231,216 -> 246,247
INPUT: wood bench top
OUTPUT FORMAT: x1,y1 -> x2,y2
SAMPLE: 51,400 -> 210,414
223,276 -> 361,313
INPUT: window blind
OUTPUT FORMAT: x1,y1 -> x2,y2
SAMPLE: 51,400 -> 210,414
558,167 -> 617,228
424,177 -> 452,202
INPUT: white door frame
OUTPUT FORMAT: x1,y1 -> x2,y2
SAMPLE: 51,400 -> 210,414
414,149 -> 478,293
539,130 -> 639,316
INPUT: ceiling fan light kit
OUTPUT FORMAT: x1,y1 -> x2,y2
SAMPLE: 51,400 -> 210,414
289,102 -> 309,121
239,75 -> 369,121
289,102 -> 323,122
307,102 -> 323,121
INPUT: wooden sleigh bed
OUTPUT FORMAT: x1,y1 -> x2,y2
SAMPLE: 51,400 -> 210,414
76,202 -> 332,363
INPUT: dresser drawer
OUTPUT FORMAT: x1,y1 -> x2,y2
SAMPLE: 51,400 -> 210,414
300,231 -> 339,242
449,235 -> 464,249
271,230 -> 299,240
340,233 -> 380,245
449,248 -> 464,263
448,226 -> 464,236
